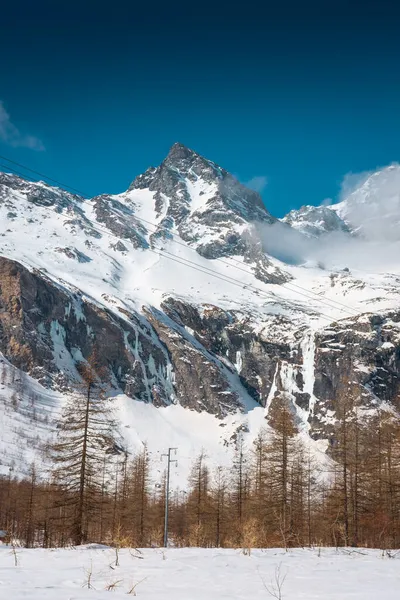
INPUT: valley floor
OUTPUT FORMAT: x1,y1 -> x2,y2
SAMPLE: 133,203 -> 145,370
0,545 -> 398,599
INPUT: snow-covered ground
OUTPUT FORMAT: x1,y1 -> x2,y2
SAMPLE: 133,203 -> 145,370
0,545 -> 399,599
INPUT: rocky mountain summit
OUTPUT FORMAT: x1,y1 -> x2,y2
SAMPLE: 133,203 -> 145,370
1,145 -> 400,475
282,204 -> 351,238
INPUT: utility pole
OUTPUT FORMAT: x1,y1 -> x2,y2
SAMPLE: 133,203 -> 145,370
162,448 -> 177,548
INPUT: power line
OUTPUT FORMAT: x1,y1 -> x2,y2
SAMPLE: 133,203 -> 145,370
120,212 -> 361,317
143,248 -> 352,324
0,155 -> 362,321
0,152 -> 360,315
148,246 -> 356,321
0,155 -> 356,312
0,163 -> 27,178
0,154 -> 84,197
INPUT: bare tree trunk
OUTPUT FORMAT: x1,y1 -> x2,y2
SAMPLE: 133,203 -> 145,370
74,382 -> 92,545
25,465 -> 36,548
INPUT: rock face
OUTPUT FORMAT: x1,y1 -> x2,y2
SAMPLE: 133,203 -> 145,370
157,297 -> 400,439
0,254 -> 292,419
0,257 -> 262,418
2,250 -> 400,437
160,297 -> 294,407
128,143 -> 289,284
309,313 -> 400,439
0,256 -> 171,401
93,195 -> 149,249
1,143 -> 400,462
0,173 -> 83,209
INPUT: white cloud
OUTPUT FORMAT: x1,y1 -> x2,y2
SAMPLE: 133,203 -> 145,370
339,169 -> 375,201
245,176 -> 268,193
0,101 -> 44,151
337,164 -> 400,242
257,164 -> 400,272
257,219 -> 400,272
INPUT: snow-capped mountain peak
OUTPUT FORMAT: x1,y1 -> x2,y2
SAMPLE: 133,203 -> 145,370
111,143 -> 287,282
282,204 -> 351,238
131,142 -> 274,223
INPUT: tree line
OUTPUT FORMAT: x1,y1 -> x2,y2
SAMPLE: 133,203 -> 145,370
1,358 -> 400,550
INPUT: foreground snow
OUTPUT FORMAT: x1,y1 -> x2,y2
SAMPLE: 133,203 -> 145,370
0,546 -> 398,599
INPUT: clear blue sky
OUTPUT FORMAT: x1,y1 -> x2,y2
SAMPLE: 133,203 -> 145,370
1,1 -> 400,216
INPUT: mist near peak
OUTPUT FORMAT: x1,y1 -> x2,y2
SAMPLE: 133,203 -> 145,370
257,164 -> 400,273
257,221 -> 400,272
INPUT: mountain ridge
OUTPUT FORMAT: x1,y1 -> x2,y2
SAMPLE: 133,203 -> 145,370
1,144 -> 400,481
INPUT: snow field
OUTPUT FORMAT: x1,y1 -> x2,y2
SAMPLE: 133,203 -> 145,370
0,546 -> 399,599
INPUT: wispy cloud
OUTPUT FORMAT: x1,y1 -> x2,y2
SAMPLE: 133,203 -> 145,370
258,221 -> 400,272
339,169 -> 375,201
0,101 -> 44,151
245,175 -> 268,193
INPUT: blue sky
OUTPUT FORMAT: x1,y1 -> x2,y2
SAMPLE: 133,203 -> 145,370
1,1 -> 400,216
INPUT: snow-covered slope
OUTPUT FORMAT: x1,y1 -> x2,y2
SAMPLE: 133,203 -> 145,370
332,164 -> 400,240
1,146 -> 400,482
1,546 -> 399,600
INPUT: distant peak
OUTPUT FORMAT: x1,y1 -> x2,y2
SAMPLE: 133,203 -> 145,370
128,143 -> 203,191
162,143 -> 226,180
165,142 -> 198,162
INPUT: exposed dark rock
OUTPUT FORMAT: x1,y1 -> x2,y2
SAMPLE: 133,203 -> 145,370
145,307 -> 243,418
161,296 -> 292,407
54,247 -> 91,263
0,256 -> 170,403
110,241 -> 128,253
301,313 -> 400,440
0,173 -> 84,209
92,195 -> 149,249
